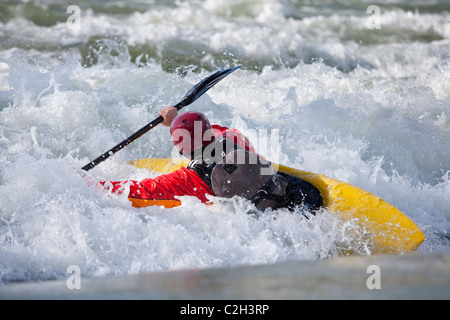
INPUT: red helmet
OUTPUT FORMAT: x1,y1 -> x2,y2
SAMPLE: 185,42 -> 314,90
170,111 -> 215,155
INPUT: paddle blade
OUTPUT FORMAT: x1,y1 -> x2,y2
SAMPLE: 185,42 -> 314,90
175,65 -> 242,110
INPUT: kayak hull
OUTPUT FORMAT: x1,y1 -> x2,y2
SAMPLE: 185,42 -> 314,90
129,158 -> 425,254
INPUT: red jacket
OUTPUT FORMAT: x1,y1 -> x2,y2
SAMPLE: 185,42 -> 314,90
102,125 -> 255,206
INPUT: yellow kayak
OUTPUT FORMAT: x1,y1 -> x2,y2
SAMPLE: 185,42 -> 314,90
129,158 -> 425,254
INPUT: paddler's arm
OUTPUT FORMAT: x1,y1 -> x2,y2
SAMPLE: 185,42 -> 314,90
77,172 -> 140,196
99,180 -> 140,195
158,106 -> 178,127
100,169 -> 213,203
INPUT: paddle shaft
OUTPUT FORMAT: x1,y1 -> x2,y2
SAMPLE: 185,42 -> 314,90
81,104 -> 183,172
81,117 -> 161,172
81,66 -> 241,172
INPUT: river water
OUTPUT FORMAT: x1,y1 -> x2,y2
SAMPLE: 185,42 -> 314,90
0,0 -> 449,287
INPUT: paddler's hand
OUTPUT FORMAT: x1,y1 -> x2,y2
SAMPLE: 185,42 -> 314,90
158,106 -> 178,127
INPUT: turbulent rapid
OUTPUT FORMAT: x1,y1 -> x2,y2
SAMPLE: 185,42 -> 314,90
0,0 -> 449,285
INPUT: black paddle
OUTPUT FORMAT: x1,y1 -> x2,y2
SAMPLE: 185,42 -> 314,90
81,65 -> 242,171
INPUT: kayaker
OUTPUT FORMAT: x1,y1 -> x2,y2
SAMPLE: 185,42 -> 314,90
100,106 -> 323,213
